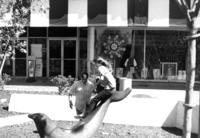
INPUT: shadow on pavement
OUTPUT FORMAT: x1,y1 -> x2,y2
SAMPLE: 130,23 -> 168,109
162,127 -> 198,138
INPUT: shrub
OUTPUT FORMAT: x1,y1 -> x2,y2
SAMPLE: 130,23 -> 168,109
0,73 -> 11,90
50,75 -> 75,95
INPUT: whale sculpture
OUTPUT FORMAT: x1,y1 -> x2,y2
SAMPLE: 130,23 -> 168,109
28,88 -> 132,138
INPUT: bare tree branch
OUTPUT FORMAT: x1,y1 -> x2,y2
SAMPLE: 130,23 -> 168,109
191,0 -> 200,17
175,0 -> 192,21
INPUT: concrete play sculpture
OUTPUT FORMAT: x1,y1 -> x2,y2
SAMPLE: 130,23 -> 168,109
28,88 -> 132,138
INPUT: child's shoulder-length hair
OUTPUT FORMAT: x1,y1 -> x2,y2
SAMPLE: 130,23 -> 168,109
93,57 -> 113,72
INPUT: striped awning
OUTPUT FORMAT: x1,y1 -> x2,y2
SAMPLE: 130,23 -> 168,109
1,0 -> 199,28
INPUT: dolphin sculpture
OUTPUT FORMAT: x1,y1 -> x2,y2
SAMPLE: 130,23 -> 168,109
28,88 -> 132,138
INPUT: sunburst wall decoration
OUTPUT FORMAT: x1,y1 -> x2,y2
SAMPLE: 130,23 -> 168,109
103,34 -> 126,59
97,30 -> 128,59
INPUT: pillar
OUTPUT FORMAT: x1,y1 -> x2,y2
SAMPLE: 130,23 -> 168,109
87,27 -> 95,75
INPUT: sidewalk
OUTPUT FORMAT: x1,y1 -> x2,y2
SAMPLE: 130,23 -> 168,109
4,78 -> 58,93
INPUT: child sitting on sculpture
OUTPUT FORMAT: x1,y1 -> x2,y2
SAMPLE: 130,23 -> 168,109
79,57 -> 116,118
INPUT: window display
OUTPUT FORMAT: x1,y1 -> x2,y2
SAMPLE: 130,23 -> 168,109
95,28 -> 200,81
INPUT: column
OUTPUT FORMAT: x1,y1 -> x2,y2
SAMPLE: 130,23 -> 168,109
87,27 -> 95,75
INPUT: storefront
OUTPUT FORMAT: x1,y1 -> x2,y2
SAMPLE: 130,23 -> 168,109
1,0 -> 200,83
2,27 -> 88,78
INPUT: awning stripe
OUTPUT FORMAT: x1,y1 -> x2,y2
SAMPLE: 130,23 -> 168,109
169,0 -> 186,26
88,0 -> 107,25
148,0 -> 169,27
49,0 -> 68,26
68,0 -> 88,27
30,0 -> 49,27
107,0 -> 128,26
128,0 -> 148,25
0,0 -> 190,27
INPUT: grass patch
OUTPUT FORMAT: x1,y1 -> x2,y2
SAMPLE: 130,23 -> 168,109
0,121 -> 197,138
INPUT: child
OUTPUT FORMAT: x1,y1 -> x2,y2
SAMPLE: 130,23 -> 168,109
82,57 -> 116,117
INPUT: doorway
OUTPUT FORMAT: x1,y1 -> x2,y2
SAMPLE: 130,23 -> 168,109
48,39 -> 77,77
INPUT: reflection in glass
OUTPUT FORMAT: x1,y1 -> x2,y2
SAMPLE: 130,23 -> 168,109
78,59 -> 87,78
3,59 -> 13,75
80,40 -> 87,59
49,40 -> 61,58
146,31 -> 187,80
64,40 -> 76,58
15,59 -> 26,76
49,60 -> 61,76
64,60 -> 75,77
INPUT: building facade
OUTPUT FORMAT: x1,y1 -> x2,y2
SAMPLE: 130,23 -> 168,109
1,0 -> 200,82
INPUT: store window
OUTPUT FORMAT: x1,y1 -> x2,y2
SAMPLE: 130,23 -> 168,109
146,30 -> 187,80
95,28 -> 200,82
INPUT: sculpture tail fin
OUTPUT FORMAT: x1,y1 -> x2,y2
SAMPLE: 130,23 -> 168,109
111,88 -> 132,102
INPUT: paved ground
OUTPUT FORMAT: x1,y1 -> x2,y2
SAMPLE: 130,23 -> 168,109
0,78 -> 199,131
1,86 -> 200,128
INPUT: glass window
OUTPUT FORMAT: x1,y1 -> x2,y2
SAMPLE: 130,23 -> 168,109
48,27 -> 77,37
79,40 -> 87,59
15,59 -> 26,76
49,40 -> 61,58
78,59 -> 87,78
64,60 -> 75,77
79,28 -> 88,38
64,40 -> 76,59
15,40 -> 27,59
15,40 -> 27,76
49,60 -> 61,76
28,27 -> 47,37
146,30 -> 187,80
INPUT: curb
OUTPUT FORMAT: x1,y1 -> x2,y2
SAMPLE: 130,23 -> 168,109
4,85 -> 59,93
0,114 -> 32,128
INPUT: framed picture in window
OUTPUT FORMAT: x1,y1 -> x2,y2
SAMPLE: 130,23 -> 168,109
161,62 -> 178,79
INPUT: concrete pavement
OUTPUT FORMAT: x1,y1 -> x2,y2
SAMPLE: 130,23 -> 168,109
0,84 -> 199,134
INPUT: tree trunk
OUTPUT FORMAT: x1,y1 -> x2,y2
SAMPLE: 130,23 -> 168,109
183,23 -> 197,138
0,53 -> 7,76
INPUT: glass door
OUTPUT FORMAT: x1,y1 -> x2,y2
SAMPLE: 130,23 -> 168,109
48,39 -> 77,77
49,40 -> 61,76
15,40 -> 27,76
64,40 -> 76,77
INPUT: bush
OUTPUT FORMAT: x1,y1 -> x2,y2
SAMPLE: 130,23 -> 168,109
50,75 -> 75,95
0,73 -> 12,90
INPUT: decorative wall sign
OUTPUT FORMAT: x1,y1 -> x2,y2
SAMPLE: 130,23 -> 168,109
103,34 -> 126,59
96,29 -> 131,60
